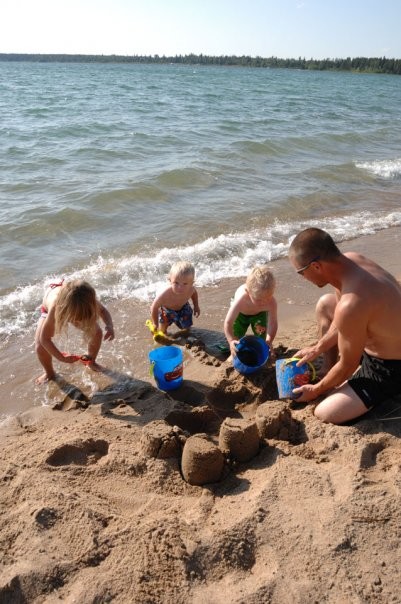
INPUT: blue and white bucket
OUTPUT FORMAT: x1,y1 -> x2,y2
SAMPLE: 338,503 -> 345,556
275,357 -> 316,399
149,346 -> 183,391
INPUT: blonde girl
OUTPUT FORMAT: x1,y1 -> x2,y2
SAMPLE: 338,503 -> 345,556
35,279 -> 114,384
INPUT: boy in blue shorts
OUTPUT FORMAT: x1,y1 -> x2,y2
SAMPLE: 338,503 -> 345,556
224,265 -> 278,358
150,261 -> 200,338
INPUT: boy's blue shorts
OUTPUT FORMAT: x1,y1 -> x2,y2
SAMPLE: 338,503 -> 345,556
159,302 -> 193,329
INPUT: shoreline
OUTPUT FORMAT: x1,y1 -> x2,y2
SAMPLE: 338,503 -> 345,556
1,227 -> 401,602
1,226 -> 400,421
2,54 -> 401,76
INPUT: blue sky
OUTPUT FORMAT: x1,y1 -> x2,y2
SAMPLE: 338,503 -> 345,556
1,0 -> 400,59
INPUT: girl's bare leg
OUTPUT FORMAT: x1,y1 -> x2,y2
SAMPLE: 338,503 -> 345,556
86,324 -> 104,371
35,320 -> 56,384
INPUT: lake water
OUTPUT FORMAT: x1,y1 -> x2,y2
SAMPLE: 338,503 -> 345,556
1,61 -> 401,340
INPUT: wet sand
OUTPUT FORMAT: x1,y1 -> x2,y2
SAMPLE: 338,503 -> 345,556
1,227 -> 400,420
1,228 -> 401,603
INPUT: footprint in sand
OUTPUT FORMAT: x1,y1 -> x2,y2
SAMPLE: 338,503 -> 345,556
34,507 -> 59,529
45,439 -> 109,467
186,340 -> 221,367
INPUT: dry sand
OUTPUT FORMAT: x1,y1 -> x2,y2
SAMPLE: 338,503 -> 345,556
1,229 -> 401,603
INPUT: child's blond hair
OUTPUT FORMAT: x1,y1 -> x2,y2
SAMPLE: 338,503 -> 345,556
169,261 -> 195,280
55,280 -> 99,339
246,265 -> 275,296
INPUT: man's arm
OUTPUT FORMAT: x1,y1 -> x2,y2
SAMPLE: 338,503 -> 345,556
294,296 -> 367,401
295,324 -> 339,366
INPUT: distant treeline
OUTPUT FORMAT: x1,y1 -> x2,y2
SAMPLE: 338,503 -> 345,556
1,53 -> 401,75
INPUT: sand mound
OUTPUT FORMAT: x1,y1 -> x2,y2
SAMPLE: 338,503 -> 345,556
181,434 -> 225,485
1,344 -> 401,603
219,417 -> 260,462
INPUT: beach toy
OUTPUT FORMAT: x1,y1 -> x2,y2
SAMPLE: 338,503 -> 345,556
148,345 -> 183,391
275,357 -> 316,399
79,354 -> 95,366
62,352 -> 94,366
232,335 -> 270,375
145,319 -> 173,345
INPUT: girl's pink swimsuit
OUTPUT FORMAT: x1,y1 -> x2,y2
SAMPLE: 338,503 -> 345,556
39,280 -> 64,317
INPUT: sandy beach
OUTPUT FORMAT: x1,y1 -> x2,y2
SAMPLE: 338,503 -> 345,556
1,229 -> 401,603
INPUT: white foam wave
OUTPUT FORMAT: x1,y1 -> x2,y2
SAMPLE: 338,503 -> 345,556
355,159 -> 401,179
1,210 -> 401,339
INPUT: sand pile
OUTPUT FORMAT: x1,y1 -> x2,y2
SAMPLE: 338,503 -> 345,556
1,229 -> 401,602
1,339 -> 401,603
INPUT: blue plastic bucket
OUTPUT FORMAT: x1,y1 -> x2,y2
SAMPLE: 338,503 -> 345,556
149,346 -> 183,391
233,335 -> 270,375
275,357 -> 316,399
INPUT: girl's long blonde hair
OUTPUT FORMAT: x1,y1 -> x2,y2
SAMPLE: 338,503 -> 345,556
55,280 -> 99,339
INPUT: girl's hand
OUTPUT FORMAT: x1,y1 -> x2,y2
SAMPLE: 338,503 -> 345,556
61,353 -> 81,363
104,325 -> 115,341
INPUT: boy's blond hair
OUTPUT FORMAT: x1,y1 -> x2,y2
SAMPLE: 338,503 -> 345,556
55,280 -> 99,339
246,265 -> 275,296
169,261 -> 195,280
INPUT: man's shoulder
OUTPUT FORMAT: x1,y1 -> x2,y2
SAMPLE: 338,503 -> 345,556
336,290 -> 370,321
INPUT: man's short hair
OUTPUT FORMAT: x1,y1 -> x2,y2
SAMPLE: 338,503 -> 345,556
289,228 -> 341,265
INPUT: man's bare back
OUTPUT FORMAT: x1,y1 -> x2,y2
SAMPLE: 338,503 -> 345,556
340,252 -> 401,360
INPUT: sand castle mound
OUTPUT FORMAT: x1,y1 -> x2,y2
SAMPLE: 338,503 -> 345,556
1,335 -> 401,603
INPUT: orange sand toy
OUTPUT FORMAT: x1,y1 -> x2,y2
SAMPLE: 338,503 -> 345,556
62,352 -> 95,366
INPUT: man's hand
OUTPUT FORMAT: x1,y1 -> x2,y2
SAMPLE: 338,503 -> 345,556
294,345 -> 320,366
292,383 -> 320,402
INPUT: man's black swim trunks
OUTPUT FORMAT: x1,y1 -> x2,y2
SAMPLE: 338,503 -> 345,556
348,352 -> 401,409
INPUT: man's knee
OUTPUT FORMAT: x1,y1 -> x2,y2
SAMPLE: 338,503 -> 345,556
313,385 -> 369,425
314,402 -> 336,424
316,293 -> 336,321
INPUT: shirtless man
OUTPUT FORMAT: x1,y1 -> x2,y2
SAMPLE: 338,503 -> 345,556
288,227 -> 401,424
